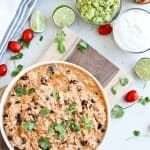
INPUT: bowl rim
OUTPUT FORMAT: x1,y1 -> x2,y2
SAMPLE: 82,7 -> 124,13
0,60 -> 110,150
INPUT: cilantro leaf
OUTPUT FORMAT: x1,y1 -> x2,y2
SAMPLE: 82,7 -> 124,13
77,41 -> 89,52
15,86 -> 26,96
22,120 -> 35,131
111,105 -> 124,118
10,53 -> 23,60
52,91 -> 60,101
28,88 -> 36,95
39,108 -> 50,116
66,119 -> 80,132
119,78 -> 129,86
53,123 -> 66,139
111,87 -> 117,95
80,115 -> 93,130
11,64 -> 23,77
66,101 -> 77,115
38,137 -> 51,150
18,39 -> 30,48
55,31 -> 66,53
138,97 -> 150,105
133,130 -> 141,136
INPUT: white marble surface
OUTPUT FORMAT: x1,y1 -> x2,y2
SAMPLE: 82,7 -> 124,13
1,0 -> 150,149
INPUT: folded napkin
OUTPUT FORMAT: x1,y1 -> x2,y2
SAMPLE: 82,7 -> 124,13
0,0 -> 37,62
0,0 -> 21,42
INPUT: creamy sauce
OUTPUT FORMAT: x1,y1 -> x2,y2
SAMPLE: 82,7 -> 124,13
113,9 -> 150,52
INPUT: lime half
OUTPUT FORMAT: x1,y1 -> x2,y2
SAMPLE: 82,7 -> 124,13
53,5 -> 75,27
30,10 -> 45,33
135,58 -> 150,81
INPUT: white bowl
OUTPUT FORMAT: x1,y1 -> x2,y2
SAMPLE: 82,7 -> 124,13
0,61 -> 110,150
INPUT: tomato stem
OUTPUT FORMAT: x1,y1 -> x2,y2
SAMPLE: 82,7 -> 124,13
123,102 -> 137,110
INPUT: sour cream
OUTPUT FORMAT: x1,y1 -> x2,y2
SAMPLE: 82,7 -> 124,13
113,9 -> 150,53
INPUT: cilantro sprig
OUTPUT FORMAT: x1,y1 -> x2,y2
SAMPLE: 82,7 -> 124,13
38,137 -> 51,150
77,41 -> 89,52
11,64 -> 23,77
111,78 -> 129,95
66,101 -> 77,115
126,130 -> 150,140
10,53 -> 23,60
111,97 -> 150,118
22,120 -> 36,131
55,31 -> 66,53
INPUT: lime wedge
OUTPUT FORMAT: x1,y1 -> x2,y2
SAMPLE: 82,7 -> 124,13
135,58 -> 150,81
53,5 -> 75,27
30,10 -> 45,33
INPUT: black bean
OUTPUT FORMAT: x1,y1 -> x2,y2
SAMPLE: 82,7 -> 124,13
16,114 -> 23,125
46,96 -> 50,100
20,75 -> 28,80
7,136 -> 12,141
89,104 -> 92,108
50,110 -> 54,113
48,65 -> 57,74
14,146 -> 21,150
101,128 -> 106,132
97,138 -> 101,143
80,140 -> 88,146
21,137 -> 26,144
61,141 -> 67,144
10,93 -> 15,96
91,99 -> 96,103
66,70 -> 70,73
81,100 -> 88,106
3,114 -> 8,118
27,107 -> 32,111
69,80 -> 78,84
97,123 -> 102,130
15,101 -> 20,104
32,115 -> 38,120
41,77 -> 47,85
77,88 -> 82,92
7,102 -> 12,107
64,100 -> 69,105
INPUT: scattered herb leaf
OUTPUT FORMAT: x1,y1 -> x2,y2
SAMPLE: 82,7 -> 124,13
66,101 -> 77,115
111,87 -> 117,95
18,39 -> 30,48
53,123 -> 66,139
80,115 -> 94,130
39,108 -> 50,116
66,119 -> 80,132
77,41 -> 89,52
22,120 -> 35,131
52,91 -> 60,101
138,97 -> 150,105
39,35 -> 43,41
11,64 -> 23,77
55,31 -> 66,53
15,86 -> 26,96
38,137 -> 51,150
10,53 -> 23,60
111,105 -> 124,118
119,78 -> 129,86
28,88 -> 36,95
133,130 -> 141,136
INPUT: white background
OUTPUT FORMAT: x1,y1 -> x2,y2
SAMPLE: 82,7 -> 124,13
0,0 -> 150,150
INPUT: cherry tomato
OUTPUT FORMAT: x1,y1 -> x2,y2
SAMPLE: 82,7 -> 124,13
98,24 -> 112,35
0,64 -> 7,76
8,41 -> 22,53
125,90 -> 139,103
22,28 -> 34,43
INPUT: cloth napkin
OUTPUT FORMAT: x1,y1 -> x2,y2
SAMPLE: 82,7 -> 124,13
0,0 -> 21,42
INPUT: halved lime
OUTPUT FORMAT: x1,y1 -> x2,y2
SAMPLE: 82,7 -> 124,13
52,5 -> 75,27
135,58 -> 150,81
30,10 -> 45,33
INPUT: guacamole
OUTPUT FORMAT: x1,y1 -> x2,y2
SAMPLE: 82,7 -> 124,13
76,0 -> 120,25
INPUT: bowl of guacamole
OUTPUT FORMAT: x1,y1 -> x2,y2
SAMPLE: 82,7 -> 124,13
76,0 -> 121,25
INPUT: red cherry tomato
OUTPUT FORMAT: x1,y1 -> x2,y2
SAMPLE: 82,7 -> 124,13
8,41 -> 22,53
98,24 -> 112,35
0,64 -> 7,76
125,90 -> 139,103
22,28 -> 34,43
